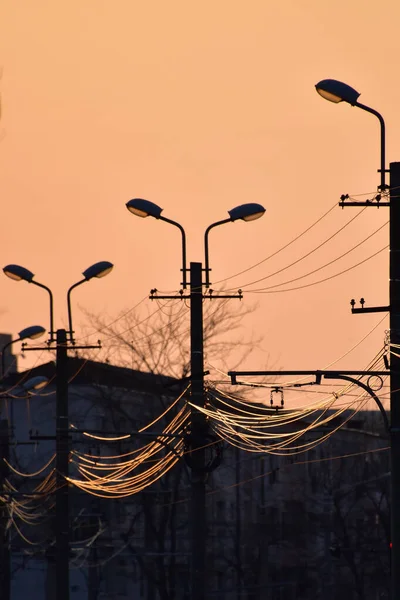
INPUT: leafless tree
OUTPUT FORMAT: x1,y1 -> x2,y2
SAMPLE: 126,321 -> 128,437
82,296 -> 264,380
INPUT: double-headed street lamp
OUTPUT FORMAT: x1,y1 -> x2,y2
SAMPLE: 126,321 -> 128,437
316,78 -> 397,598
3,260 -> 113,600
126,197 -> 265,600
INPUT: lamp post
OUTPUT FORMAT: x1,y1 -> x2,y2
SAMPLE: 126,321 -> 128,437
315,78 -> 398,598
1,325 -> 46,376
126,198 -> 265,600
3,261 -> 113,600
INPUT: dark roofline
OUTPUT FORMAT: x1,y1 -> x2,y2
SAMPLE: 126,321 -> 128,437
4,358 -> 182,395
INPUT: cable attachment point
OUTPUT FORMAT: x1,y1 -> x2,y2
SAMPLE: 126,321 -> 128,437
270,387 -> 284,411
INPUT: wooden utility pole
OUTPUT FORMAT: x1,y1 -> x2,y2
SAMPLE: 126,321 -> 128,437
189,262 -> 207,600
56,328 -> 70,600
389,162 -> 400,597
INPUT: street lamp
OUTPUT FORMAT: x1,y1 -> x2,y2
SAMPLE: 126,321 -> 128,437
204,203 -> 265,287
67,261 -> 113,343
3,262 -> 113,600
1,325 -> 46,376
315,78 -> 386,191
126,198 -> 187,288
126,199 -> 265,600
316,78 -> 400,599
21,375 -> 49,392
3,264 -> 55,342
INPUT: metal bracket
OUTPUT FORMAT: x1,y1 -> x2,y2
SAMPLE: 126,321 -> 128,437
149,289 -> 243,300
22,342 -> 102,352
339,193 -> 390,208
350,298 -> 389,314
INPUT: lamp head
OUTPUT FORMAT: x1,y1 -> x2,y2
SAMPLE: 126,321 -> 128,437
82,261 -> 114,281
126,198 -> 163,219
228,203 -> 266,222
315,79 -> 360,105
23,375 -> 49,392
18,325 -> 46,341
3,264 -> 34,282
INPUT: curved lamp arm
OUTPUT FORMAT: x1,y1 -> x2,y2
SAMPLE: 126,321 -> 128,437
158,216 -> 187,289
31,280 -> 55,343
67,278 -> 86,343
204,218 -> 231,288
354,101 -> 386,192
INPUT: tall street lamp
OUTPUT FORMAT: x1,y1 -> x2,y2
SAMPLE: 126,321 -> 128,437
315,79 -> 387,191
316,78 -> 398,599
126,198 -> 265,600
3,261 -> 113,600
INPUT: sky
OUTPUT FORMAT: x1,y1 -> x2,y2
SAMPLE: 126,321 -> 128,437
0,0 -> 399,406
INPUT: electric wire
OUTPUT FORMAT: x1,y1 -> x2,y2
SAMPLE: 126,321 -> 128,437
242,221 -> 388,293
213,201 -> 339,286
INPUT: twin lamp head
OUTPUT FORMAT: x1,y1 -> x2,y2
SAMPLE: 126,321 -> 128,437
126,198 -> 266,223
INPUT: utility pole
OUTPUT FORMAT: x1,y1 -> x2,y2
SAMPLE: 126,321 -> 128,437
229,157 -> 400,595
125,198 -> 265,600
189,262 -> 207,600
0,419 -> 10,600
56,328 -> 70,600
389,162 -> 400,597
4,262 -> 113,600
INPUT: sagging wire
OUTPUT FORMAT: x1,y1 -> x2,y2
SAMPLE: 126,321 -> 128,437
247,245 -> 388,294
213,201 -> 339,286
243,221 -> 388,293
67,404 -> 190,498
226,207 -> 368,292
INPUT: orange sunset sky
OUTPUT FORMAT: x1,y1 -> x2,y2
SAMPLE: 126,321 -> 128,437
0,0 -> 399,406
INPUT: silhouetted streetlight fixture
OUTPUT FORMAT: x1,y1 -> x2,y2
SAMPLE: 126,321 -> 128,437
67,261 -> 113,342
127,198 -> 187,288
3,261 -> 113,600
316,78 -> 400,600
1,325 -> 46,376
3,264 -> 55,342
315,78 -> 386,191
204,203 -> 265,287
21,375 -> 49,392
125,198 -> 265,600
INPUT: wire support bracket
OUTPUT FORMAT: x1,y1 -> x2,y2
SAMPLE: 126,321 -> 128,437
350,297 -> 389,314
22,342 -> 102,352
149,289 -> 243,300
339,192 -> 390,208
228,369 -> 390,434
